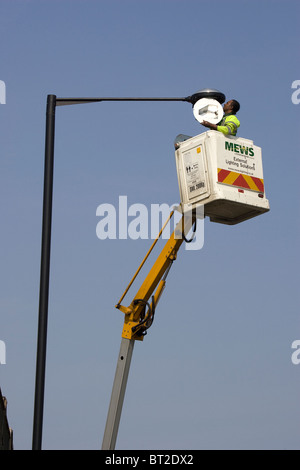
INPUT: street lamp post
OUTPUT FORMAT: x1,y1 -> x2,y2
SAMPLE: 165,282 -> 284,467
32,89 -> 225,450
32,94 -> 56,451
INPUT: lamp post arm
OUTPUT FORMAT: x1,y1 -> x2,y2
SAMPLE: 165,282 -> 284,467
56,96 -> 191,106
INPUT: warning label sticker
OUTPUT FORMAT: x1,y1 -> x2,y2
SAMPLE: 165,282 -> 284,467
182,145 -> 208,200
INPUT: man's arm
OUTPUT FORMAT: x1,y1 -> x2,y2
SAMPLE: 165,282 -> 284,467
201,120 -> 217,131
202,119 -> 239,136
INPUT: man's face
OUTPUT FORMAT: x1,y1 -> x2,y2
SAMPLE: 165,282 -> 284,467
223,100 -> 233,113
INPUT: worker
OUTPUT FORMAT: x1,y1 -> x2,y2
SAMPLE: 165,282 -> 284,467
201,99 -> 240,136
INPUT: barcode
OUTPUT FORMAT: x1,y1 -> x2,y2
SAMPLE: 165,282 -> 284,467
190,182 -> 205,192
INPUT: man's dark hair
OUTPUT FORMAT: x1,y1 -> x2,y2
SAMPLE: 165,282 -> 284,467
231,100 -> 240,114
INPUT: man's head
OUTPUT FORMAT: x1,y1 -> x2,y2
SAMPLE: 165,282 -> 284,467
224,99 -> 240,115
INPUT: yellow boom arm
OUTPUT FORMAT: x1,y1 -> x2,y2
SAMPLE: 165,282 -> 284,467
116,210 -> 196,340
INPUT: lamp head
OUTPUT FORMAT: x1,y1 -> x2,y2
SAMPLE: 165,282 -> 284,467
186,88 -> 226,105
185,88 -> 225,125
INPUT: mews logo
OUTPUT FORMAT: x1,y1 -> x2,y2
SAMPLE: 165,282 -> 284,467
225,141 -> 254,156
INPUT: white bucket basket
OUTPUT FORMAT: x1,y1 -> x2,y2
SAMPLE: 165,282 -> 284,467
175,130 -> 270,225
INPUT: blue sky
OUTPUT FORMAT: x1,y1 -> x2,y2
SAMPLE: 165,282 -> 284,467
0,0 -> 299,450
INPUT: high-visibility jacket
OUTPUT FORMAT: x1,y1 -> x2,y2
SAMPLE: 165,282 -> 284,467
217,114 -> 240,136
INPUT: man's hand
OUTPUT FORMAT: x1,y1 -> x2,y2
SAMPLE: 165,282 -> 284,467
201,120 -> 217,130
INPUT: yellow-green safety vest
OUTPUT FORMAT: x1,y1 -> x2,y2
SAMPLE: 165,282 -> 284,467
217,114 -> 240,136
